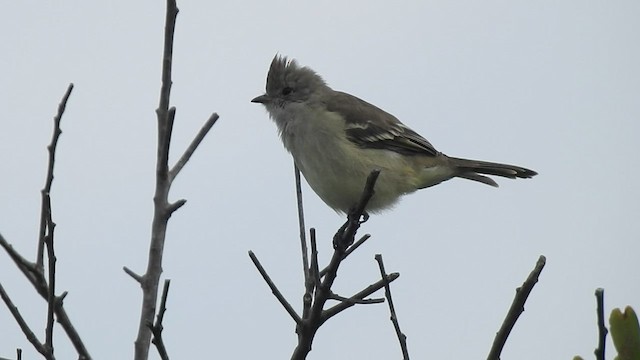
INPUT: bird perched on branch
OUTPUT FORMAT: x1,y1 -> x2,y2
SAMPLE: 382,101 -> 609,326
252,55 -> 536,214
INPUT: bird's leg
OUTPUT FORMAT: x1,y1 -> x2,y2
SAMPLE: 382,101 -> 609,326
332,208 -> 368,250
333,220 -> 350,250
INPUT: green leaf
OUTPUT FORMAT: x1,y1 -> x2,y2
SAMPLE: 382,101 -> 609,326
610,306 -> 640,360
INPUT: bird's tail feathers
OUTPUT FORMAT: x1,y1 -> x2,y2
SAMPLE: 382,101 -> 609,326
449,157 -> 537,187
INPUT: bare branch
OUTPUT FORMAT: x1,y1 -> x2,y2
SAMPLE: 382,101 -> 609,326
327,292 -> 384,305
123,267 -> 144,284
54,302 -> 91,359
322,273 -> 400,321
0,283 -> 48,357
44,231 -> 57,357
294,165 -> 310,281
0,234 -> 44,293
248,251 -> 302,325
132,2 -> 218,359
2,238 -> 90,358
150,280 -> 171,360
37,83 -> 73,270
594,288 -> 607,360
319,234 -> 371,278
291,170 -> 381,360
167,199 -> 187,214
0,83 -> 90,359
376,254 -> 409,360
133,1 -> 179,358
169,112 -> 219,182
302,228 -> 318,321
487,255 -> 546,360
157,280 -> 171,327
309,229 -> 320,294
344,234 -> 371,258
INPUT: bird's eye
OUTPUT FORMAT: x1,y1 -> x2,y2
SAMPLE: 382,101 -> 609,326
282,86 -> 293,96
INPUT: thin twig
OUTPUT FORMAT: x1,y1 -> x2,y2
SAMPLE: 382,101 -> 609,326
344,234 -> 372,258
322,273 -> 400,321
594,288 -> 607,360
309,229 -> 320,293
123,266 -> 144,284
37,83 -> 73,270
169,112 -> 219,182
167,199 -> 187,214
291,170 -> 381,360
303,228 -> 319,321
44,229 -> 57,358
248,251 -> 302,325
294,165 -> 310,290
0,235 -> 44,293
487,255 -> 546,360
327,292 -> 384,305
1,236 -> 90,359
150,280 -> 171,360
54,304 -> 90,359
0,283 -> 48,357
1,83 -> 88,359
319,234 -> 371,278
157,280 -> 171,327
376,254 -> 409,360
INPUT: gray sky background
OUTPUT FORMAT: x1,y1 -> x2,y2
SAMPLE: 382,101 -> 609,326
1,1 -> 639,359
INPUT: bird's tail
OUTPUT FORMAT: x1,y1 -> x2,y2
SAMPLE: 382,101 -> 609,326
449,156 -> 537,187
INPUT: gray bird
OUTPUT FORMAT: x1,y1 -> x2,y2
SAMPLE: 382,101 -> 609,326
252,55 -> 536,213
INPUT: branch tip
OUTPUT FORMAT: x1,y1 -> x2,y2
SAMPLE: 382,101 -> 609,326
487,255 -> 546,360
249,251 -> 302,325
169,112 -> 220,181
123,267 -> 143,284
168,199 -> 187,213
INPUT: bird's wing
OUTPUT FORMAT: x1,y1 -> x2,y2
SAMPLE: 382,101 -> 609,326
326,91 -> 438,156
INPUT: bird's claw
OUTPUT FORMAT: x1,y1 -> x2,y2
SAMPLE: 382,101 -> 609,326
359,211 -> 370,224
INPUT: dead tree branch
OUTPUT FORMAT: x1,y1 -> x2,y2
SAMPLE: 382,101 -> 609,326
44,228 -> 57,357
0,283 -> 49,357
130,3 -> 218,359
251,169 -> 400,360
169,112 -> 219,182
37,83 -> 73,270
487,255 -> 546,360
0,83 -> 91,359
294,164 -> 312,321
594,288 -> 607,360
376,254 -> 409,359
322,272 -> 399,320
150,280 -> 172,360
248,251 -> 302,325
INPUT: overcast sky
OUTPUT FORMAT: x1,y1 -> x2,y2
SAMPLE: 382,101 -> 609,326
1,1 -> 639,359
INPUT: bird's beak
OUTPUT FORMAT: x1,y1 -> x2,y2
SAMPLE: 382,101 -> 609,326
251,94 -> 271,104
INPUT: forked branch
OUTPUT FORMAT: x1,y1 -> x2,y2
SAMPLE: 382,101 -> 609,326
0,83 -> 91,359
130,2 -> 218,359
251,169 -> 402,360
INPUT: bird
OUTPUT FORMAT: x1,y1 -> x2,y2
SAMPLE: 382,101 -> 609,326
252,55 -> 536,214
